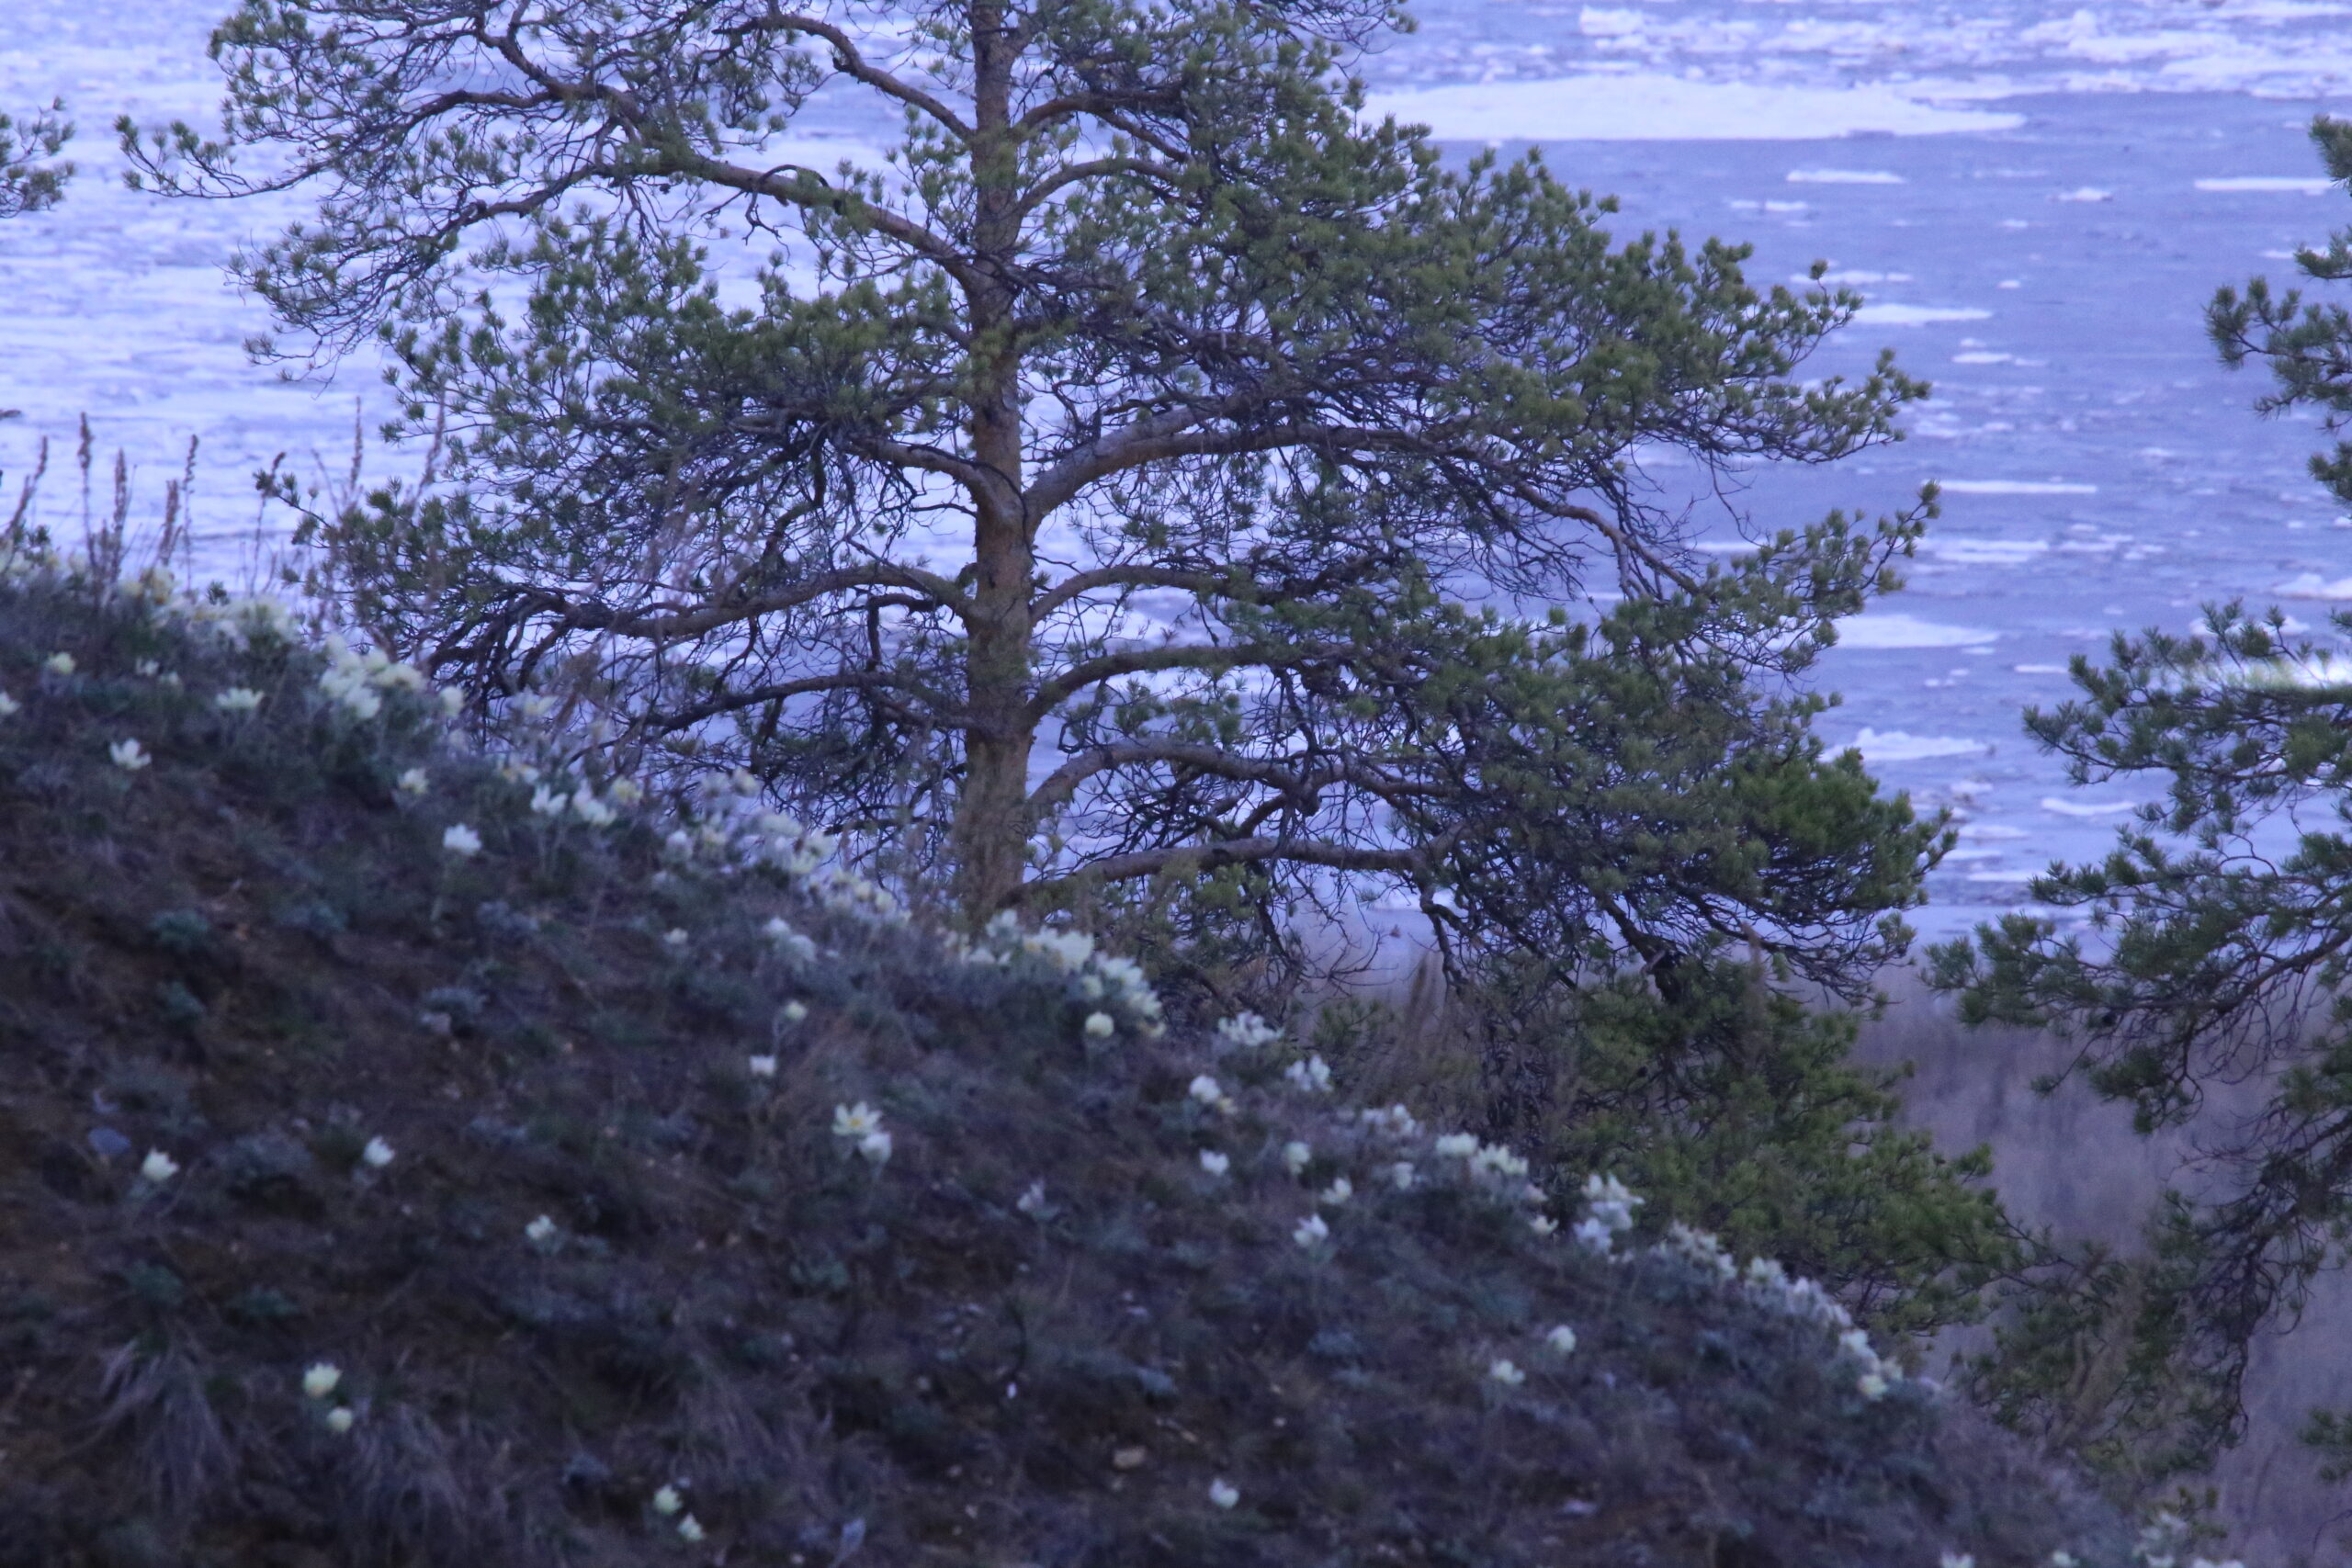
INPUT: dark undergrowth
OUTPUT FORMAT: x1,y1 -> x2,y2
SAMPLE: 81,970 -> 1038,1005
0,563 -> 2132,1566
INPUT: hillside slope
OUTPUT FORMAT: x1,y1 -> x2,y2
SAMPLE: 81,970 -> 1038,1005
0,564 -> 2130,1566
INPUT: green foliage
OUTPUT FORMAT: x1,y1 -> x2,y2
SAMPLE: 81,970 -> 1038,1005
125,0 -> 1936,989
1323,957 -> 2013,1344
1931,115 -> 2352,1488
1531,964 -> 2011,1340
0,99 -> 70,221
0,564 -> 2129,1565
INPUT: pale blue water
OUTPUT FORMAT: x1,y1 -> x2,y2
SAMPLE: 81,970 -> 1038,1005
1511,91 -> 2352,930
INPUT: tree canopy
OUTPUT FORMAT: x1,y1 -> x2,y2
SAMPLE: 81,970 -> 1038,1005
0,99 -> 69,220
125,0 -> 1938,992
1930,114 -> 2352,1477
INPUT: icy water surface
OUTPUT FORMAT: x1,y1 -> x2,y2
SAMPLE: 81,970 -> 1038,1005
9,1 -> 2352,928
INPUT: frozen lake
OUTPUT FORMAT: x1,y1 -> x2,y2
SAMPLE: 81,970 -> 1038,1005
8,0 -> 2352,931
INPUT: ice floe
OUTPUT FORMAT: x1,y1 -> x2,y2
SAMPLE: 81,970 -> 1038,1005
1847,728 -> 1991,761
1852,304 -> 1996,327
2041,796 -> 2143,818
2195,175 -> 2337,193
2277,574 -> 2352,599
1788,169 -> 1906,185
1363,76 -> 2025,142
1834,613 -> 2000,649
1939,479 -> 2099,495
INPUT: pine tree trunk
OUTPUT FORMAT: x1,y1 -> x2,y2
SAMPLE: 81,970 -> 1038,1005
951,0 -> 1035,922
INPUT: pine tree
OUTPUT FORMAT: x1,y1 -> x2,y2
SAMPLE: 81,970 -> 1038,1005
122,0 -> 1938,999
1931,114 -> 2352,1477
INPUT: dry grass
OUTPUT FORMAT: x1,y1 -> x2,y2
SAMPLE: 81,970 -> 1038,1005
1857,975 -> 2352,1564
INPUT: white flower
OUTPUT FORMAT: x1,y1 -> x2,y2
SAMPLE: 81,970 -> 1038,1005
212,686 -> 264,715
651,1484 -> 684,1516
139,1149 -> 178,1183
328,676 -> 383,720
1186,1075 -> 1223,1106
1208,1478 -> 1239,1510
1023,928 -> 1095,972
747,1055 -> 778,1078
1582,1172 -> 1643,1216
525,1214 -> 559,1246
1545,1325 -> 1578,1355
43,651 -> 74,676
109,739 -> 151,772
1016,1180 -> 1048,1215
1282,1141 -> 1312,1176
1388,1161 -> 1417,1191
569,790 -> 616,826
133,660 -> 160,677
396,768 -> 429,796
1487,1359 -> 1527,1386
1859,1371 -> 1891,1401
438,686 -> 465,716
2048,1554 -> 2077,1567
762,918 -> 817,963
1292,1213 -> 1329,1247
442,823 -> 482,858
1572,1216 -> 1614,1254
1082,1010 -> 1114,1040
1318,1177 -> 1352,1206
324,1406 -> 356,1434
1215,1012 -> 1283,1049
302,1362 -> 343,1400
1432,1133 -> 1478,1158
781,1000 -> 809,1024
362,1136 -> 395,1168
530,784 -> 568,817
676,1515 -> 705,1543
662,928 -> 690,950
1199,1149 -> 1230,1177
0,691 -> 17,718
608,778 -> 643,806
858,1130 -> 894,1165
1282,1055 -> 1333,1092
832,1102 -> 885,1140
370,660 -> 425,694
1587,1190 -> 1640,1234
1529,1214 -> 1558,1236
1939,1556 -> 1974,1568
1472,1143 -> 1529,1179
1662,1223 -> 1737,1279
